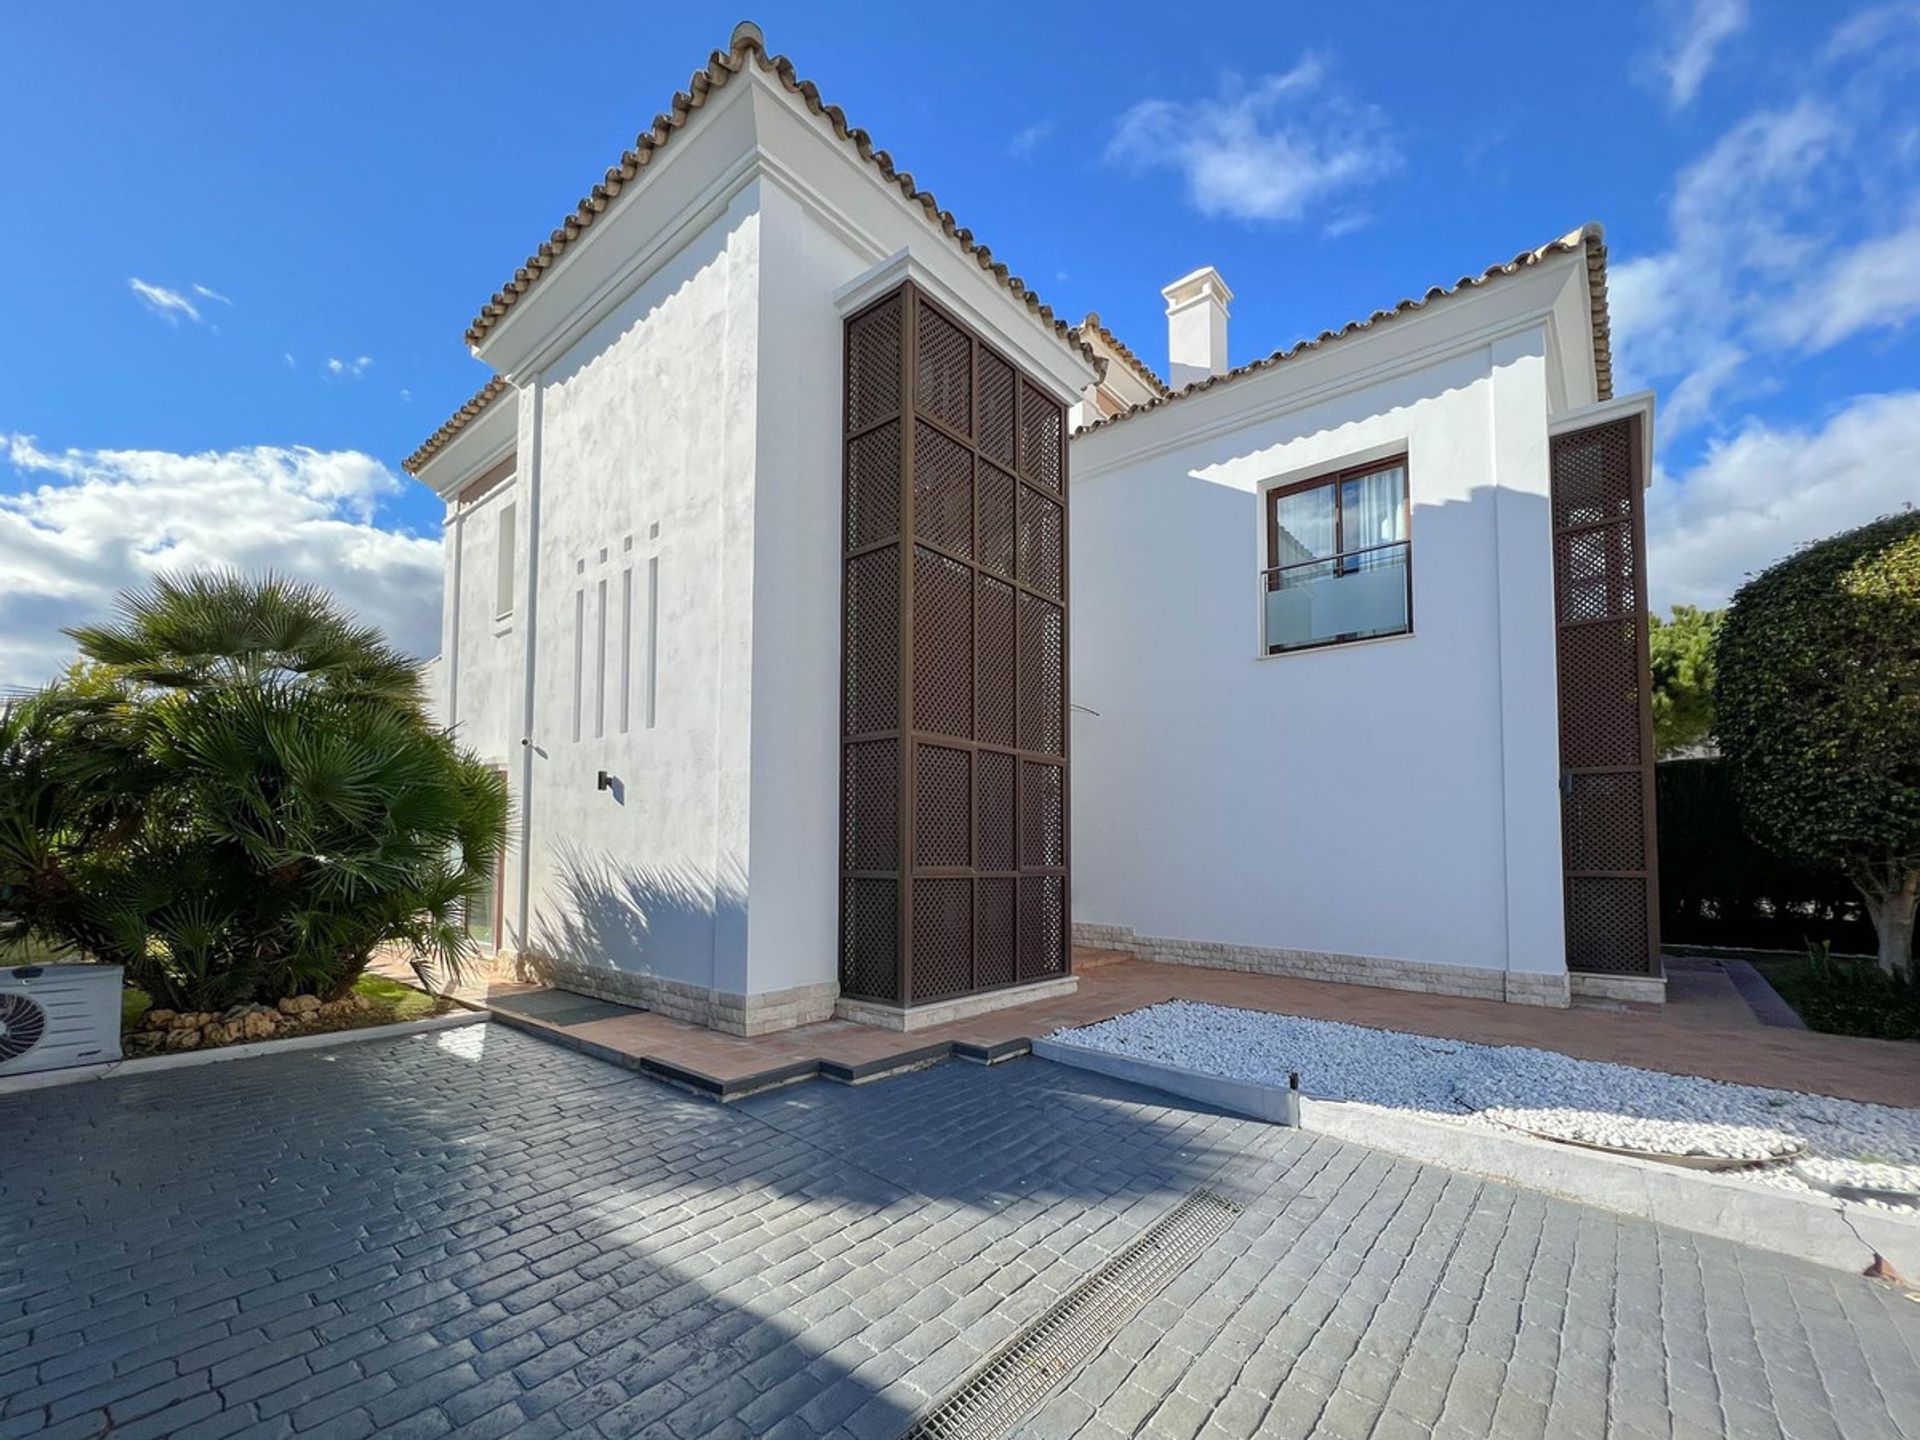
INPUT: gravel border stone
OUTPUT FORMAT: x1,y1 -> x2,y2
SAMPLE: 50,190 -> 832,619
1043,1001 -> 1920,1206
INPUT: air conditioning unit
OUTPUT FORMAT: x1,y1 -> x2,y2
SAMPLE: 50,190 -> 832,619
0,963 -> 124,1077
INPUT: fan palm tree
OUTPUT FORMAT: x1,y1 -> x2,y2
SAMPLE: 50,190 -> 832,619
0,575 -> 509,1008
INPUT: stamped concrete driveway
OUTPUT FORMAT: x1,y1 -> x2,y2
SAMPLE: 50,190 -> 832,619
3,1024 -> 1917,1440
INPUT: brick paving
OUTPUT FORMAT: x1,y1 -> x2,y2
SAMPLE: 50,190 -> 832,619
3,1024 -> 1917,1439
380,948 -> 1920,1109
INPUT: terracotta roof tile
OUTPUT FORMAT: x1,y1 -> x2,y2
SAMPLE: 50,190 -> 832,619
461,23 -> 1096,373
403,376 -> 506,475
1076,224 -> 1614,435
1069,312 -> 1169,397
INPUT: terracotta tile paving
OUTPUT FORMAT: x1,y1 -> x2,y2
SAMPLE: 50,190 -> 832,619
374,947 -> 1919,1108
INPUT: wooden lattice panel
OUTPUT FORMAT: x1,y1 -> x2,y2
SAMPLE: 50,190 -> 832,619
846,421 -> 901,550
916,304 -> 973,435
976,749 -> 1017,873
844,547 -> 899,736
915,744 -> 972,868
913,546 -> 974,738
1018,378 -> 1063,493
913,878 -> 974,999
978,351 -> 1017,469
841,283 -> 1070,1006
914,421 -> 974,559
1019,874 -> 1067,978
1564,772 -> 1646,874
1551,415 -> 1658,978
842,877 -> 899,1001
843,739 -> 899,872
1018,594 -> 1066,757
1566,877 -> 1652,974
847,296 -> 902,433
1019,486 -> 1064,600
1557,619 -> 1644,769
975,878 -> 1017,988
977,464 -> 1018,579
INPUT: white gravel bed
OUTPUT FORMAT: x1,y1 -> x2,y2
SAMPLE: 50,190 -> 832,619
1048,1001 -> 1920,1209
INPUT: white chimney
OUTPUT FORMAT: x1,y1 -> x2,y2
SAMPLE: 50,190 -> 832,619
1161,266 -> 1233,389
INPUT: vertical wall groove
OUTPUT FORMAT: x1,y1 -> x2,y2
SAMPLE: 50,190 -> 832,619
840,283 -> 1071,1005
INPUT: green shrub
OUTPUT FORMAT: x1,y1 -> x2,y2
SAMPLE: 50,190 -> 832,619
0,573 -> 509,1010
1714,512 -> 1920,979
1770,943 -> 1920,1042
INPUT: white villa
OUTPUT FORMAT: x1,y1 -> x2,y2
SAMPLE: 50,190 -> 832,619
407,24 -> 1659,1035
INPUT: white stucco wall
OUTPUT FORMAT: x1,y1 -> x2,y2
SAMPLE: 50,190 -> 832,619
1069,320 -> 1570,980
510,186 -> 764,997
444,482 -> 520,770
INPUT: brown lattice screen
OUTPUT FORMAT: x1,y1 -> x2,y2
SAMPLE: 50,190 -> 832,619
840,284 -> 1070,1005
1550,417 -> 1660,976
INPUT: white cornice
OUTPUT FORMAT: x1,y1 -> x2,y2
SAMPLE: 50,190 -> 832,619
827,248 -> 1092,405
417,402 -> 517,501
1549,389 -> 1657,487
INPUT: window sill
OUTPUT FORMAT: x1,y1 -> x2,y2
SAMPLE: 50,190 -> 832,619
1255,629 -> 1415,661
492,615 -> 514,638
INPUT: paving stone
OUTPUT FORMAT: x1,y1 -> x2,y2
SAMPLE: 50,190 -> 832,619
4,1024 -> 1918,1440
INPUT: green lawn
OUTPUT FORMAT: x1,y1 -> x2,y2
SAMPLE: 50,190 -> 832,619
1737,951 -> 1920,1042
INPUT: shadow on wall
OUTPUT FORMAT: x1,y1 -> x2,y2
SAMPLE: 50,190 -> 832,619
526,838 -> 746,992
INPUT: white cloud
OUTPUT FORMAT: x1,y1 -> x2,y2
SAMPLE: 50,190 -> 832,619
0,436 -> 441,690
1647,390 -> 1920,610
1106,56 -> 1397,223
325,355 -> 374,380
1609,74 -> 1920,437
128,278 -> 201,325
1827,2 -> 1920,62
1765,218 -> 1920,351
1007,121 -> 1053,159
1650,0 -> 1749,109
191,283 -> 233,306
283,352 -> 297,369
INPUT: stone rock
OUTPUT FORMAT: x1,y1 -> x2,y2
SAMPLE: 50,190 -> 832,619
240,1009 -> 278,1041
144,1008 -> 177,1031
202,1021 -> 234,1045
170,1011 -> 212,1031
277,995 -> 322,1016
164,1028 -> 201,1051
123,1032 -> 165,1056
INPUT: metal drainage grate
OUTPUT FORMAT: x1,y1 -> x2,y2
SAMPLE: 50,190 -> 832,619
901,1189 -> 1241,1440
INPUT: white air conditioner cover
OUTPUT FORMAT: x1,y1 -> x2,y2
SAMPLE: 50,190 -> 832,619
0,963 -> 124,1076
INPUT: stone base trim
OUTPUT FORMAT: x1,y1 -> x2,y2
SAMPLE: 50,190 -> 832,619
1570,971 -> 1668,1005
835,975 -> 1080,1031
1072,923 -> 1571,1009
508,951 -> 838,1036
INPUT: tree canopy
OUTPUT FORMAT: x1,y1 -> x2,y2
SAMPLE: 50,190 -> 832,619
1649,605 -> 1722,757
0,573 -> 508,1008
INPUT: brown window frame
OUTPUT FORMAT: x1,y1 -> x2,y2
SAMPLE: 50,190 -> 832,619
1262,454 -> 1413,656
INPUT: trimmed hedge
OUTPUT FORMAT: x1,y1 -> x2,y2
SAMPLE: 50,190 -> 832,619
1656,757 -> 1893,957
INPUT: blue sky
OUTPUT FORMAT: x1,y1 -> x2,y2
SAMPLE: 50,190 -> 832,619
4,0 -> 1918,685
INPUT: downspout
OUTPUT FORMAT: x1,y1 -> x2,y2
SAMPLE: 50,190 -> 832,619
513,380 -> 544,953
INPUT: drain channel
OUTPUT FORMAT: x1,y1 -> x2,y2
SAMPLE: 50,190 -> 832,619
901,1189 -> 1241,1440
